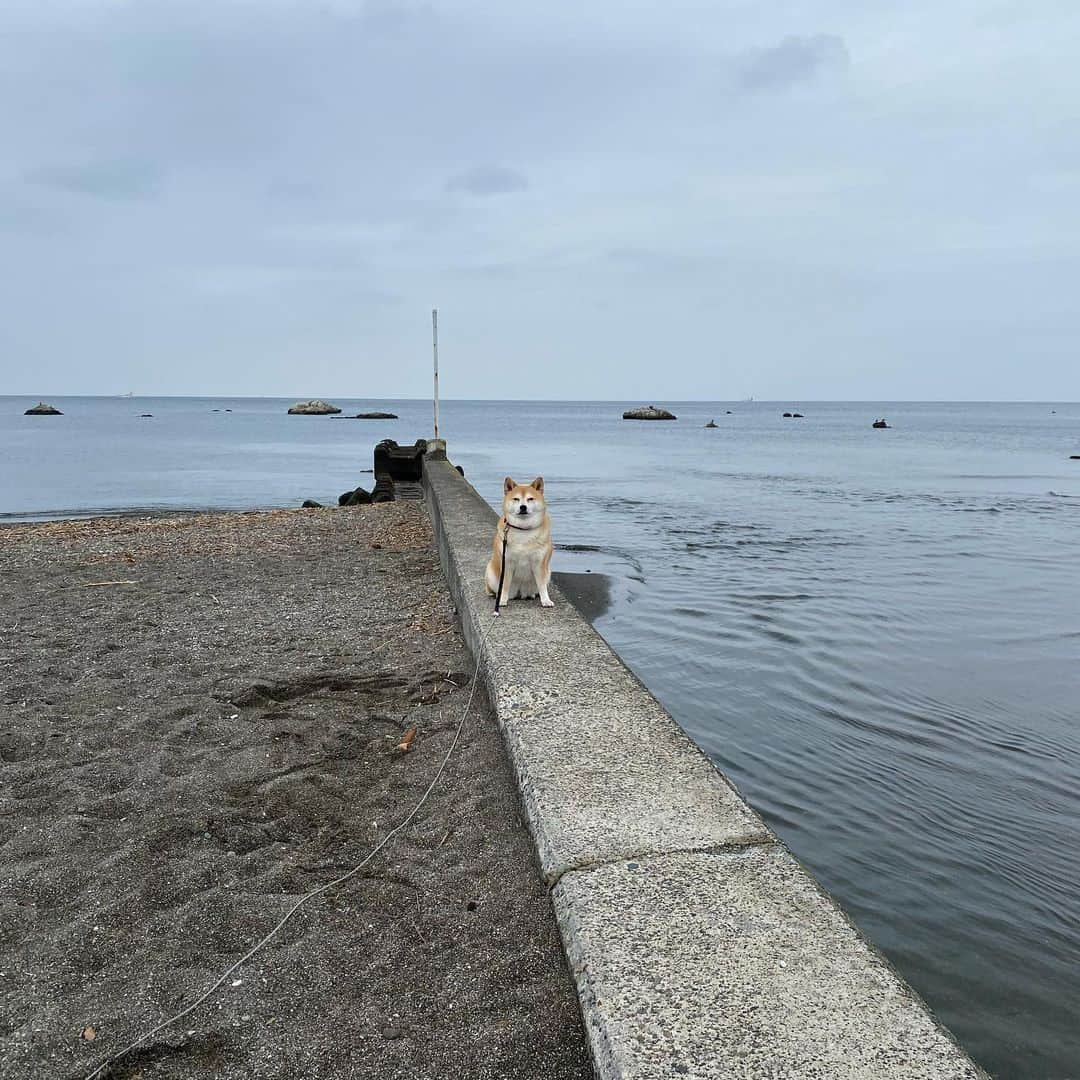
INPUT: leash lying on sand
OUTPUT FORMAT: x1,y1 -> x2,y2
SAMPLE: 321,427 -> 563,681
81,614 -> 497,1080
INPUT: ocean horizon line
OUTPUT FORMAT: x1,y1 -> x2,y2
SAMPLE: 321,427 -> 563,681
4,394 -> 1079,406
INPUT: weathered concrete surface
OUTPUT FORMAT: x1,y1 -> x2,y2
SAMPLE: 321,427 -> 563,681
555,848 -> 984,1079
423,457 -> 770,885
423,455 -> 988,1080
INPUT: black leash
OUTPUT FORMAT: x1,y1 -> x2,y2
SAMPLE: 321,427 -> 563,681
493,517 -> 528,615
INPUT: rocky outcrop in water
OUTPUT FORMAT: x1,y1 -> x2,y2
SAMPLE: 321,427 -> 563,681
332,412 -> 399,420
24,402 -> 62,415
704,419 -> 718,428
873,419 -> 890,429
288,399 -> 341,415
623,405 -> 677,420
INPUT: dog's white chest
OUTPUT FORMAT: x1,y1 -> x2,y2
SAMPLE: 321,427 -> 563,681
506,527 -> 546,557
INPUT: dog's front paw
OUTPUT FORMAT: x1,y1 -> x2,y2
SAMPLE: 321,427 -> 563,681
540,597 -> 555,608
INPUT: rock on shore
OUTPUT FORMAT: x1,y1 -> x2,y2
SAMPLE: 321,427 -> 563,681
623,405 -> 677,420
338,486 -> 373,506
288,399 -> 341,415
24,402 -> 62,415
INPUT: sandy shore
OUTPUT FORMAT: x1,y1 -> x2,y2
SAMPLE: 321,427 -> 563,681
0,505 -> 591,1079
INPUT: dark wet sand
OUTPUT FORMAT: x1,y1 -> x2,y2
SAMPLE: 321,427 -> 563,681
0,505 -> 591,1080
551,571 -> 612,623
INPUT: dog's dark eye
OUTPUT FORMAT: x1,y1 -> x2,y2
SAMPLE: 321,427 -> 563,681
527,496 -> 535,502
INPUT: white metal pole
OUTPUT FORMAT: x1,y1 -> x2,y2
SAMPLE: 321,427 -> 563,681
432,308 -> 440,440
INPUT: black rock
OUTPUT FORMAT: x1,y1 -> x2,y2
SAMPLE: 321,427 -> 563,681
782,412 -> 792,418
301,499 -> 324,508
338,487 -> 373,507
792,412 -> 804,418
704,420 -> 718,428
726,410 -> 733,414
331,411 -> 400,420
872,419 -> 890,429
140,413 -> 154,418
1071,455 -> 1080,460
455,465 -> 465,476
24,402 -> 62,415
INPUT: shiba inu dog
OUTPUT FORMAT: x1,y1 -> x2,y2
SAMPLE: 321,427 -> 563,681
485,476 -> 554,610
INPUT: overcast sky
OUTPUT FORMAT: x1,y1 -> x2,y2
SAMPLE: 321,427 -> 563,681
2,1 -> 1078,400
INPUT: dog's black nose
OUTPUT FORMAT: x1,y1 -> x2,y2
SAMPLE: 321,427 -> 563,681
517,505 -> 528,515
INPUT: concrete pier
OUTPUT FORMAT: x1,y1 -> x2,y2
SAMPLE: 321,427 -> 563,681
423,454 -> 987,1080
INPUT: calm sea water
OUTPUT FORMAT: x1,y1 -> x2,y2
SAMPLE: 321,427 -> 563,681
3,396 -> 1079,1077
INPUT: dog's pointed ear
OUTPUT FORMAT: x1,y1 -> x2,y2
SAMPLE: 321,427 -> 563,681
504,476 -> 516,493
531,476 -> 544,493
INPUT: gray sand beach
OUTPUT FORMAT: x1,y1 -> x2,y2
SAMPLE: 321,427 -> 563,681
0,504 -> 591,1079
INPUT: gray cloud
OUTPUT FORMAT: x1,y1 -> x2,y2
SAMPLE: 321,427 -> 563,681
735,34 -> 849,91
0,1 -> 1077,400
24,160 -> 161,200
446,165 -> 529,196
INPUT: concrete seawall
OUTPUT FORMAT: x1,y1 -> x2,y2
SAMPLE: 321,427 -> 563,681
423,455 -> 987,1080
